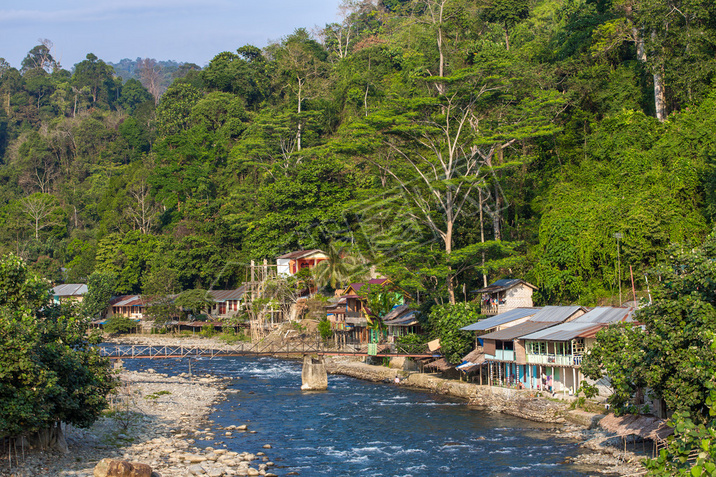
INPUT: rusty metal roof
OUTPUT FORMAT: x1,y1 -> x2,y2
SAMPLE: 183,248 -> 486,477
111,295 -> 146,307
461,307 -> 540,331
344,278 -> 389,295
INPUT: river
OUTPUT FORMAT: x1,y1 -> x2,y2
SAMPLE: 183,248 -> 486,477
121,355 -> 600,476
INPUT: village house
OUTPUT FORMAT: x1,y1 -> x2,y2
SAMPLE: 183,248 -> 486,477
206,287 -> 246,319
327,278 -> 408,344
51,283 -> 87,304
519,306 -> 635,395
382,304 -> 421,340
475,306 -> 587,388
476,279 -> 537,316
276,249 -> 328,277
108,295 -> 148,320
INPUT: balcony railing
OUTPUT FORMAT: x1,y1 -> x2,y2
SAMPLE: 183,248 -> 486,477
525,353 -> 576,366
494,349 -> 515,361
481,304 -> 500,316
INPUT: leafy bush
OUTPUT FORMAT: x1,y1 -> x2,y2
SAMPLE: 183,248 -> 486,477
218,330 -> 250,344
200,324 -> 216,337
427,303 -> 480,364
104,315 -> 138,334
396,333 -> 428,345
0,254 -> 117,442
317,318 -> 332,341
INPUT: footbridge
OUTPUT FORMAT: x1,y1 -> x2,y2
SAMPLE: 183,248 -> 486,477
99,342 -> 440,360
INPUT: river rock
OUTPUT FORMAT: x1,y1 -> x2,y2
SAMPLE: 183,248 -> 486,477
93,458 -> 153,477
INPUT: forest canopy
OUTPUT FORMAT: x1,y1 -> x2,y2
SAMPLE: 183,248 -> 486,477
0,0 -> 715,307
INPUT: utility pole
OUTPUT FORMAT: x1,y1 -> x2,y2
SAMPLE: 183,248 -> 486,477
614,233 -> 622,305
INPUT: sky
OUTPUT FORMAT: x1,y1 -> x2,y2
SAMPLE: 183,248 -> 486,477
1,0 -> 342,70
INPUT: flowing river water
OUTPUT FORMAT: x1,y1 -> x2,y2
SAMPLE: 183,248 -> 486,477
121,355 -> 601,476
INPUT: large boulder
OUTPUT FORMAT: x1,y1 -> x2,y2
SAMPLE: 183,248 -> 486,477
93,458 -> 153,477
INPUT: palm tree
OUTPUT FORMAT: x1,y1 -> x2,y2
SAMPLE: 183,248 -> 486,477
313,242 -> 367,291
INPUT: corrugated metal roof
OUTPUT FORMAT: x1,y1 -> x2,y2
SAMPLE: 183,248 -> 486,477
461,307 -> 540,331
209,287 -> 246,301
112,295 -> 146,307
479,321 -> 558,341
573,306 -> 635,323
276,249 -> 325,259
529,305 -> 585,323
383,304 -> 410,321
520,322 -> 604,341
474,278 -> 537,294
384,311 -> 419,326
53,284 -> 88,296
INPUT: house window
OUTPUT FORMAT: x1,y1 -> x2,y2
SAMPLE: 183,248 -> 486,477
530,341 -> 546,355
555,342 -> 568,356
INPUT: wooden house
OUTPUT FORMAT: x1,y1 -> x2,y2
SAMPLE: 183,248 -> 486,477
519,306 -> 634,394
108,295 -> 148,320
52,284 -> 88,304
207,287 -> 246,319
478,306 -> 586,389
476,279 -> 537,316
276,249 -> 328,276
331,278 -> 405,343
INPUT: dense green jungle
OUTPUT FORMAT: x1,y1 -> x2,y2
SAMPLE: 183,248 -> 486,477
1,0 -> 715,307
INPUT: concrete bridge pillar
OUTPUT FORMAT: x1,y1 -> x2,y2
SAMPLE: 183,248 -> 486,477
301,355 -> 328,391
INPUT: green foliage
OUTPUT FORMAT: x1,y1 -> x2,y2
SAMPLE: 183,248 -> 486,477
174,289 -> 215,319
531,110 -> 708,304
218,329 -> 250,344
82,271 -> 117,318
0,253 -> 117,439
104,315 -> 138,334
582,230 -> 716,420
427,303 -> 481,364
318,318 -> 333,341
644,372 -> 716,475
362,283 -> 404,332
200,324 -> 216,337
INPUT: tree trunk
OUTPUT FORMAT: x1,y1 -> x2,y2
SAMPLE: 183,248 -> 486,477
479,188 -> 487,287
446,221 -> 456,305
634,27 -> 666,122
296,77 -> 303,151
28,423 -> 68,453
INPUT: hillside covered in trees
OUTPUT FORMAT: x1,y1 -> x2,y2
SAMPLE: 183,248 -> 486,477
0,0 -> 715,307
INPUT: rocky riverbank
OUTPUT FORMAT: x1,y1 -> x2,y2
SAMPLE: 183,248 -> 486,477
1,368 -> 278,477
5,333 -> 647,476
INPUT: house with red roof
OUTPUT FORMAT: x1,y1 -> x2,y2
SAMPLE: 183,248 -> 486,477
276,249 -> 328,276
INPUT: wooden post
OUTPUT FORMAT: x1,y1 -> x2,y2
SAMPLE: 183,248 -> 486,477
572,368 -> 577,395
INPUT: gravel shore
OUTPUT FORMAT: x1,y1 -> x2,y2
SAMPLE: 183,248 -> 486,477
1,367 -> 277,477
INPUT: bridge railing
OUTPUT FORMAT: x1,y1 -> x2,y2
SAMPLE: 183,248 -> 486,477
99,339 -> 438,359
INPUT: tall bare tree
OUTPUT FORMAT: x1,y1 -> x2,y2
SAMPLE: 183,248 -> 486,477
20,193 -> 63,240
137,58 -> 163,104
